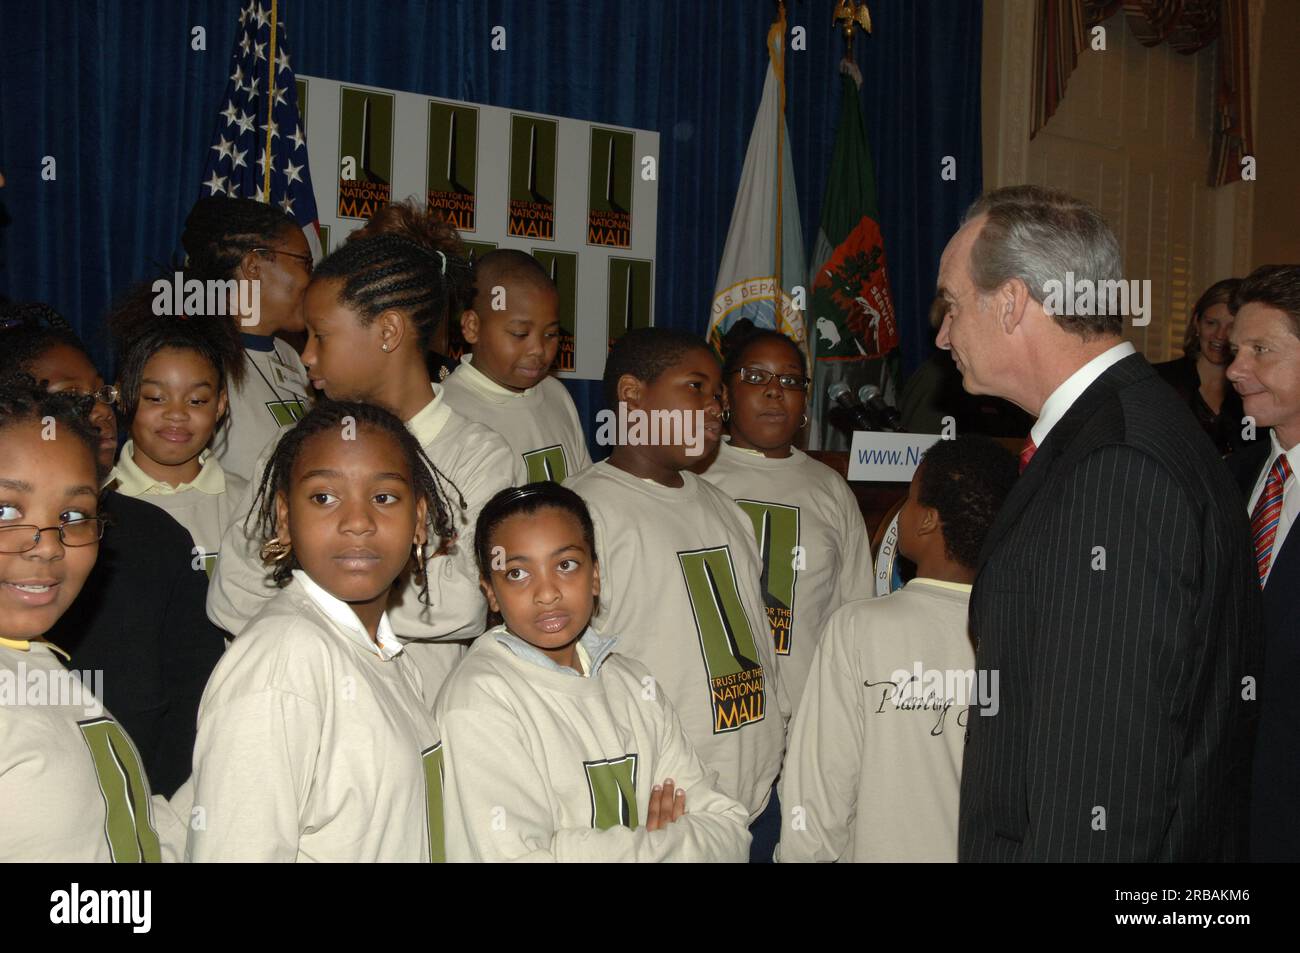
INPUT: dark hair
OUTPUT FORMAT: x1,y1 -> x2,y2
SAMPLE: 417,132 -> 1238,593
470,249 -> 557,313
249,400 -> 466,600
602,327 -> 716,408
0,301 -> 93,382
312,231 -> 473,351
0,377 -> 106,483
1232,265 -> 1300,339
1184,278 -> 1241,354
474,482 -> 599,629
916,435 -> 1018,570
719,317 -> 807,379
108,281 -> 245,417
180,196 -> 300,281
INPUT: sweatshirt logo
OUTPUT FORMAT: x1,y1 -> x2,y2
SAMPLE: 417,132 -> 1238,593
522,445 -> 570,484
266,398 -> 308,428
584,754 -> 639,830
678,546 -> 767,734
735,500 -> 800,656
77,718 -> 162,862
422,742 -> 447,863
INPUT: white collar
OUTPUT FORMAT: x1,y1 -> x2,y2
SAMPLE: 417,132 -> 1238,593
454,354 -> 535,401
1031,342 -> 1136,447
292,570 -> 404,660
1267,430 -> 1300,467
407,383 -> 452,448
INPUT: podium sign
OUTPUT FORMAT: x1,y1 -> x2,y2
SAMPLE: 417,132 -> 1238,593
847,432 -> 944,483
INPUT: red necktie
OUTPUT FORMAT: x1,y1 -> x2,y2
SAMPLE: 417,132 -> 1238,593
1251,452 -> 1292,586
1019,437 -> 1038,474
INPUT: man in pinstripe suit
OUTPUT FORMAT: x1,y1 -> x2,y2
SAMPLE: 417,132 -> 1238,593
937,186 -> 1261,862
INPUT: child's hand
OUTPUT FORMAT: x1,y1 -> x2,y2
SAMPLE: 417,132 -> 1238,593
644,779 -> 686,831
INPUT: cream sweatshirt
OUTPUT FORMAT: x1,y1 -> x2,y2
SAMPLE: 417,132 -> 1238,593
776,579 -> 974,863
212,338 -> 313,485
564,461 -> 788,820
436,627 -> 750,861
187,572 -> 446,862
699,439 -> 875,708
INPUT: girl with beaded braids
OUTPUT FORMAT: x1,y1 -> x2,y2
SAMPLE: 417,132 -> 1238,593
188,401 -> 447,862
179,196 -> 315,482
206,228 -> 515,706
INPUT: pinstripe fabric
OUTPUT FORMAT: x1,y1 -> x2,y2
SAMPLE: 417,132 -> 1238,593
959,354 -> 1262,862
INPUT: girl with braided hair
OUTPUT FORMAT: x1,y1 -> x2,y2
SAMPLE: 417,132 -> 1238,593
180,196 -> 315,482
188,401 -> 448,861
206,225 -> 514,705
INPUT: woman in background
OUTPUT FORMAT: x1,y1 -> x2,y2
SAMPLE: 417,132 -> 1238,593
1155,278 -> 1249,456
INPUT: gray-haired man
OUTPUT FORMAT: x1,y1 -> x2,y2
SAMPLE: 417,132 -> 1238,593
939,185 -> 1261,862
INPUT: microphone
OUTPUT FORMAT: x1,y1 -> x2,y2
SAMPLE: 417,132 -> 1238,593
857,384 -> 903,432
828,381 -> 877,432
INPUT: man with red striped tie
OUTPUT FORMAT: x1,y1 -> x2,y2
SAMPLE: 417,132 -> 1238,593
1226,264 -> 1300,862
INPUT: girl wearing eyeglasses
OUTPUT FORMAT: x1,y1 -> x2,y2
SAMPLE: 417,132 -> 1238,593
0,303 -> 226,797
0,381 -> 187,861
180,196 -> 315,484
697,319 -> 876,713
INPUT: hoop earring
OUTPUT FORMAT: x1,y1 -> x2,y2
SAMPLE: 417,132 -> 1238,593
799,413 -> 809,429
412,541 -> 427,582
722,408 -> 731,425
260,538 -> 292,564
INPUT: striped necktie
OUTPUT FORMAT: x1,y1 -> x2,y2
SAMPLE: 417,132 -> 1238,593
1019,437 -> 1038,474
1251,452 -> 1292,586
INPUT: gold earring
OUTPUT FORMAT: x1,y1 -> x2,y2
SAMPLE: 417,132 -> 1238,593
412,541 -> 427,580
260,538 -> 292,564
382,344 -> 390,352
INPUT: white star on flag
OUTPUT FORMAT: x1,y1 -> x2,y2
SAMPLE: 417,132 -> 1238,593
288,125 -> 306,151
239,33 -> 251,56
273,86 -> 288,108
253,39 -> 266,62
254,4 -> 268,28
226,179 -> 241,197
220,100 -> 239,126
203,170 -> 228,195
260,117 -> 279,140
231,64 -> 244,89
246,76 -> 260,97
235,109 -> 255,135
279,195 -> 295,215
276,47 -> 291,74
211,135 -> 234,162
283,159 -> 304,185
231,147 -> 249,170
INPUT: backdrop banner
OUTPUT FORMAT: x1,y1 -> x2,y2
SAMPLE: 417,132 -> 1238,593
298,73 -> 660,381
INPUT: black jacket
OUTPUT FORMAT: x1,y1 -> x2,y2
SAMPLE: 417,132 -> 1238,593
959,353 -> 1262,861
1227,438 -> 1300,861
1153,354 -> 1251,456
48,491 -> 226,797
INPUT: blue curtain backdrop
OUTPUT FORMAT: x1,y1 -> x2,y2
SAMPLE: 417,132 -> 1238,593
0,0 -> 982,454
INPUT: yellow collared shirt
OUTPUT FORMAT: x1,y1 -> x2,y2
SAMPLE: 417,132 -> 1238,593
109,440 -> 227,496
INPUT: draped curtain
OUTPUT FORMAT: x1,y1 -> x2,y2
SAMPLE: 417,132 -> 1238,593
1031,0 -> 1253,186
0,0 -> 983,456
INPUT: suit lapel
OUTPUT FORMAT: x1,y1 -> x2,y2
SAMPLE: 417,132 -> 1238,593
976,354 -> 1149,571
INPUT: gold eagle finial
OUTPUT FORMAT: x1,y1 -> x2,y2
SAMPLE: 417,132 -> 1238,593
833,0 -> 873,41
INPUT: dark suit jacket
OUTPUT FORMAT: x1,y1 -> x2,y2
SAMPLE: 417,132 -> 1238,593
1227,438 -> 1300,862
47,491 -> 226,797
959,353 -> 1262,861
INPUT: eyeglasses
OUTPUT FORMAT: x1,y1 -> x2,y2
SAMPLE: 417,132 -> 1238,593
49,386 -> 117,415
734,366 -> 809,391
254,247 -> 314,275
0,517 -> 107,554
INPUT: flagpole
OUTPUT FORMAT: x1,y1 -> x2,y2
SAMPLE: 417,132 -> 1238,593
772,1 -> 786,307
263,0 -> 279,202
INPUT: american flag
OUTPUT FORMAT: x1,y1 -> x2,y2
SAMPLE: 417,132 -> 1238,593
198,1 -> 321,258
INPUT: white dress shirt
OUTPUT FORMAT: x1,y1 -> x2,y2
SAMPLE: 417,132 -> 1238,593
1030,341 -> 1137,448
1246,430 -> 1300,586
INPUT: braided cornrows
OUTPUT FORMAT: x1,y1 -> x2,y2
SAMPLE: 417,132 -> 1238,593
181,196 -> 299,281
248,399 -> 467,604
0,377 -> 105,482
312,231 -> 473,350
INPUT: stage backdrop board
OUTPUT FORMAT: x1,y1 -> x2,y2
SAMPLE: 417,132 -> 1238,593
296,74 -> 659,381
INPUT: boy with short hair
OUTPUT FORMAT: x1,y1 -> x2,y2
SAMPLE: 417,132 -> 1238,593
441,249 -> 592,483
565,328 -> 788,857
776,434 -> 1017,862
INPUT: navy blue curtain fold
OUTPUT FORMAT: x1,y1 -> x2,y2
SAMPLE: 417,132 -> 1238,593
0,0 -> 982,454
